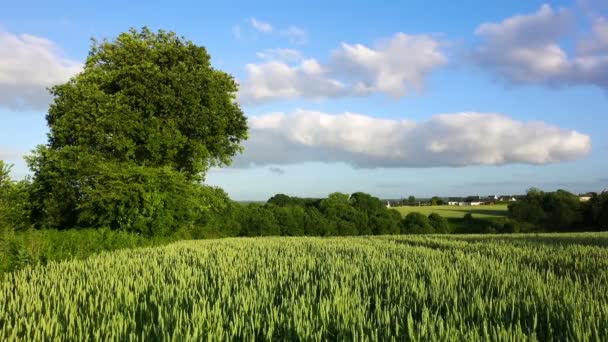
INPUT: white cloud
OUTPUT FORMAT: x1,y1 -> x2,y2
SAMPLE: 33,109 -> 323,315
250,18 -> 273,33
233,110 -> 591,168
331,33 -> 447,96
238,60 -> 347,103
281,25 -> 308,44
472,4 -> 608,90
256,48 -> 302,62
232,25 -> 241,39
238,33 -> 446,104
578,17 -> 608,55
0,31 -> 82,111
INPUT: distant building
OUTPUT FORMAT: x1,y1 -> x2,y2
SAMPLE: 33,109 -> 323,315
448,201 -> 482,206
579,196 -> 591,202
386,201 -> 391,208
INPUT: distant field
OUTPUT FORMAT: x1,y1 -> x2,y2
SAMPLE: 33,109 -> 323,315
394,204 -> 509,218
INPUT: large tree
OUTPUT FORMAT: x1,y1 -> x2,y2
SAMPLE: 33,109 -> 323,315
28,28 -> 248,232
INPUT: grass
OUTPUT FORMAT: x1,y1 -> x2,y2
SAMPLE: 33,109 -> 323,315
394,204 -> 509,218
1,233 -> 607,340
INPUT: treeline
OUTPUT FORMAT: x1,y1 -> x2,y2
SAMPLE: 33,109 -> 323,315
509,188 -> 608,232
209,192 -> 450,237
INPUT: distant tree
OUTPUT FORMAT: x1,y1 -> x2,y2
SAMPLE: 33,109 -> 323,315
407,196 -> 416,206
541,190 -> 582,231
508,201 -> 544,224
267,194 -> 293,207
430,196 -> 443,206
428,213 -> 450,234
369,209 -> 401,235
319,193 -> 365,236
239,204 -> 280,236
349,192 -> 385,214
508,188 -> 585,232
401,212 -> 434,234
583,192 -> 608,230
303,207 -> 333,236
27,28 -> 247,232
271,205 -> 306,236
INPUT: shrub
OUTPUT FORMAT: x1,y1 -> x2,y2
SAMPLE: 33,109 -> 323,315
401,212 -> 434,234
428,213 -> 450,234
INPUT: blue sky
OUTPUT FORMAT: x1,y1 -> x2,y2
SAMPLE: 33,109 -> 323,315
1,0 -> 607,200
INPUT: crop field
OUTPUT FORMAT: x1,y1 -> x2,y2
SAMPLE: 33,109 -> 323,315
395,204 -> 509,218
1,233 -> 607,340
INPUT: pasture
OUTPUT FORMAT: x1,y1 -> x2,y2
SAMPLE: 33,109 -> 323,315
1,233 -> 607,340
394,204 -> 509,218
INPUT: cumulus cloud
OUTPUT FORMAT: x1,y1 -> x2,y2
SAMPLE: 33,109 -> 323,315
0,31 -> 82,111
331,33 -> 447,96
233,110 -> 591,168
238,60 -> 347,102
238,33 -> 446,103
472,4 -> 608,90
256,48 -> 303,62
250,18 -> 273,33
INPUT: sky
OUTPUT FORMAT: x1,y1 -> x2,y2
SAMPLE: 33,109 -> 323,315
1,0 -> 607,200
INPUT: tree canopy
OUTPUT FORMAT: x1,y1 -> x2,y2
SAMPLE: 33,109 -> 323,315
46,27 -> 247,176
27,28 -> 248,232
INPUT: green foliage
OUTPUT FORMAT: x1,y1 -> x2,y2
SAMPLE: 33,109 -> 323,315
238,204 -> 280,236
428,213 -> 450,234
272,205 -> 306,236
584,192 -> 608,230
2,233 -> 607,340
46,27 -> 247,176
508,188 -> 596,232
0,161 -> 30,232
401,212 -> 434,234
430,196 -> 443,205
0,228 -> 174,273
27,28 -> 247,232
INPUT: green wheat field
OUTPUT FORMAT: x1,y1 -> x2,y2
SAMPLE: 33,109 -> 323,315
1,233 -> 607,340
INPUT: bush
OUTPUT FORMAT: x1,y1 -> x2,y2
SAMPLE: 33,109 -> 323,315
0,228 -> 175,273
428,213 -> 450,234
401,212 -> 434,234
508,188 -> 587,232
